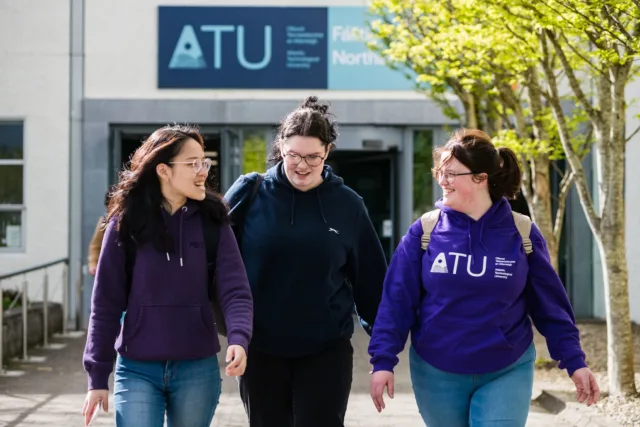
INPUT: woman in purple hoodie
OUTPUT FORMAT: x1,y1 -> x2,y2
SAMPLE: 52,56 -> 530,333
368,129 -> 600,426
81,125 -> 253,426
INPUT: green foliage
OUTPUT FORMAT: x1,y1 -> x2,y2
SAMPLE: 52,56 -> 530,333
366,0 -> 598,162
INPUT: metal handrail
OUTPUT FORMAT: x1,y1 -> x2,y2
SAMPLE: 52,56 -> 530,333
0,258 -> 68,281
1,257 -> 70,373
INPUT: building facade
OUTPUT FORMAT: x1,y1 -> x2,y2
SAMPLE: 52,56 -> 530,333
1,0 -> 637,328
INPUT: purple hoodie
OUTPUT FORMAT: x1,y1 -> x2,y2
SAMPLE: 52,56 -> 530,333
368,198 -> 587,376
83,201 -> 253,390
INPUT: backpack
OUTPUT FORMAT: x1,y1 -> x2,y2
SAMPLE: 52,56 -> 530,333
419,209 -> 533,254
122,175 -> 263,337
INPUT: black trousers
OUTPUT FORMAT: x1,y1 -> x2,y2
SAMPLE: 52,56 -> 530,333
238,338 -> 354,427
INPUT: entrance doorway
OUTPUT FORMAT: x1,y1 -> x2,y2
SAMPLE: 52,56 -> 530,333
326,149 -> 398,261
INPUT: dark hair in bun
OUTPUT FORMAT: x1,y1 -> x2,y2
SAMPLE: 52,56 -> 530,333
268,96 -> 338,165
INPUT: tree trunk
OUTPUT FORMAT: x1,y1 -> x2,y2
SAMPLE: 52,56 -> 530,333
541,31 -> 637,395
597,214 -> 637,396
529,156 -> 558,271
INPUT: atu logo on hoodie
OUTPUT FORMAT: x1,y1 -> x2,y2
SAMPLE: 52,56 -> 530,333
430,252 -> 518,279
430,252 -> 487,277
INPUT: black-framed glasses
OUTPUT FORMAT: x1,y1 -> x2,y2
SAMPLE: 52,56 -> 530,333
283,152 -> 326,167
437,170 -> 475,184
168,158 -> 212,174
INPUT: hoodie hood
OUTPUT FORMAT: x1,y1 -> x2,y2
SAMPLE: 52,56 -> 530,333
434,197 -> 513,260
265,161 -> 345,225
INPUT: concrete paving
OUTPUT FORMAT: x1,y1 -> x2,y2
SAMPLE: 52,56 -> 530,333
0,327 -> 571,427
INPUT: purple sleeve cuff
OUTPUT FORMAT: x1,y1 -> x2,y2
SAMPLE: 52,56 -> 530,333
564,356 -> 588,377
372,360 -> 396,374
227,334 -> 250,356
87,370 -> 110,391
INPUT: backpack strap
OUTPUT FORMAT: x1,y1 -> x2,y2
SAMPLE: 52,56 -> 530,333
420,209 -> 441,250
201,212 -> 221,300
201,212 -> 227,336
230,173 -> 263,249
512,212 -> 533,255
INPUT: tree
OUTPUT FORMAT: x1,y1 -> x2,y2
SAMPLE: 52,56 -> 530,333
487,0 -> 640,396
367,0 -> 588,271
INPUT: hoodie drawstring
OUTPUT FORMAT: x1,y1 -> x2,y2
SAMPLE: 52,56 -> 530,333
290,190 -> 295,225
467,217 -> 489,265
317,189 -> 327,224
179,206 -> 186,267
164,206 -> 186,266
478,218 -> 488,252
288,188 -> 327,225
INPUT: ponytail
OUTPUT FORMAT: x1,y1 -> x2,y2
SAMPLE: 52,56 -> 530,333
490,147 -> 521,201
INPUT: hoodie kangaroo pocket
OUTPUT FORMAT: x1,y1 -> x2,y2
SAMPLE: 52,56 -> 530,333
123,305 -> 218,360
418,318 -> 513,359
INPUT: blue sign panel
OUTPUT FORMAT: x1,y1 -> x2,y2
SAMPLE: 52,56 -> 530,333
157,6 -> 413,90
327,7 -> 413,90
158,7 -> 328,89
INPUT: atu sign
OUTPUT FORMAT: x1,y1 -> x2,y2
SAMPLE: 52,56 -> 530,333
157,6 -> 414,90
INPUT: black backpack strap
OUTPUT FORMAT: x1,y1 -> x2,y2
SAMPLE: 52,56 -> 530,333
231,173 -> 263,248
201,212 -> 221,300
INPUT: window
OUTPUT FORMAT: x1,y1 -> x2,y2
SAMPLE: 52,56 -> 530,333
242,129 -> 268,174
0,122 -> 24,250
413,130 -> 434,219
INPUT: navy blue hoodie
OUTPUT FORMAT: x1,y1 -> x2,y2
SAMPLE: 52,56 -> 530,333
224,162 -> 387,357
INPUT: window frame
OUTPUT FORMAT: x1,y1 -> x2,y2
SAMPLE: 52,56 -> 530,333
0,120 -> 25,252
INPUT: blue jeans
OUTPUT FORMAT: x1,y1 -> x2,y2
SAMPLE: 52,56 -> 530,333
114,355 -> 222,427
410,343 -> 535,427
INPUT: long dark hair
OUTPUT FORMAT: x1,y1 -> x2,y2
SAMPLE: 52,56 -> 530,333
107,124 -> 227,251
267,96 -> 339,165
433,128 -> 521,202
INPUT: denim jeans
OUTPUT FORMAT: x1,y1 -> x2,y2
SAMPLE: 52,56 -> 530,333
114,354 -> 222,427
410,342 -> 535,427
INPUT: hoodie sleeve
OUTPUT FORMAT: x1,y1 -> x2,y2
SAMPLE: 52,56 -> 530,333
83,219 -> 128,390
215,223 -> 254,353
345,200 -> 388,336
367,220 -> 423,373
525,223 -> 587,376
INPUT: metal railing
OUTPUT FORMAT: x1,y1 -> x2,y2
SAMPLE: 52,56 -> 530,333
0,258 -> 70,372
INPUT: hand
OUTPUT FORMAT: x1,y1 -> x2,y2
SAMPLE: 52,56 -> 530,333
82,389 -> 108,426
571,367 -> 600,406
89,266 -> 97,276
225,345 -> 247,377
370,370 -> 394,413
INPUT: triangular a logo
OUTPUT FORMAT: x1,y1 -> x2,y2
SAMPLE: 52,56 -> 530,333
169,25 -> 206,69
430,252 -> 448,274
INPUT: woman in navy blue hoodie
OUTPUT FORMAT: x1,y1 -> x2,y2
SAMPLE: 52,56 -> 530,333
224,96 -> 387,427
368,129 -> 600,426
81,125 -> 253,426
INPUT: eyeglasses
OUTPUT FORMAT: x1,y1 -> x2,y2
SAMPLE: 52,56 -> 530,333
437,170 -> 475,184
168,158 -> 213,174
283,152 -> 326,167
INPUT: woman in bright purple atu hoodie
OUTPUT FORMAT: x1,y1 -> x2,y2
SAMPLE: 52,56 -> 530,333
368,129 -> 599,427
81,125 -> 253,427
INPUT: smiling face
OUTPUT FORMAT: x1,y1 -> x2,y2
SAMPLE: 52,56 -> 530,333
160,137 -> 209,207
438,151 -> 486,211
281,135 -> 327,191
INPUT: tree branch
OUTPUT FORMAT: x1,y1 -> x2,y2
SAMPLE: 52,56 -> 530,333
626,124 -> 640,143
538,29 -> 602,236
545,29 -> 602,127
559,33 -> 608,76
554,169 -> 574,242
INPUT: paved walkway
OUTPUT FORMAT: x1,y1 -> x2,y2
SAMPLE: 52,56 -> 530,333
0,328 -> 570,427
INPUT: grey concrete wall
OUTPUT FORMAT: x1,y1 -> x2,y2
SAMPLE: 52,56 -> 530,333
2,303 -> 63,363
